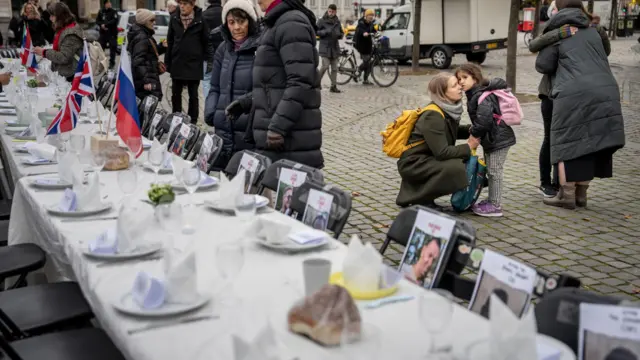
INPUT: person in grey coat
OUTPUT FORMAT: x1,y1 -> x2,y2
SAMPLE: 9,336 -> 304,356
317,4 -> 343,93
226,0 -> 323,169
535,0 -> 625,210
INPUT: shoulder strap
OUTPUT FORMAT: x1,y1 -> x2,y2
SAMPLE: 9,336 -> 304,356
478,91 -> 494,104
423,103 -> 445,118
149,39 -> 160,58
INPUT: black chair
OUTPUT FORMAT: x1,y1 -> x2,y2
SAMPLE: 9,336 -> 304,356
138,95 -> 159,135
0,244 -> 46,289
156,112 -> 190,141
289,180 -> 352,239
187,132 -> 224,174
257,159 -> 325,195
224,151 -> 272,194
166,123 -> 200,159
0,199 -> 10,222
99,84 -> 114,109
145,109 -> 168,140
0,327 -> 126,360
0,282 -> 94,339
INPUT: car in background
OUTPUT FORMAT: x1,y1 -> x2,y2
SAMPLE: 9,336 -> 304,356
116,10 -> 170,47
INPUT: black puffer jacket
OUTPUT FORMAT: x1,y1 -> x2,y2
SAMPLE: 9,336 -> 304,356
250,0 -> 323,169
166,7 -> 211,81
127,24 -> 165,100
354,17 -> 375,55
317,12 -> 343,59
204,25 -> 259,169
203,1 -> 223,59
536,8 -> 625,164
465,78 -> 516,153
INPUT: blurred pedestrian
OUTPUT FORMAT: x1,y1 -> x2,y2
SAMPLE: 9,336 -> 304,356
354,9 -> 377,85
202,0 -> 223,98
41,1 -> 54,43
317,4 -> 343,93
167,0 -> 178,14
18,3 -> 46,46
128,9 -> 165,101
96,0 -> 118,69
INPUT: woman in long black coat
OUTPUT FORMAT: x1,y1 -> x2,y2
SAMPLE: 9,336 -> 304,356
127,9 -> 165,101
536,0 -> 625,210
204,0 -> 259,170
17,3 -> 46,46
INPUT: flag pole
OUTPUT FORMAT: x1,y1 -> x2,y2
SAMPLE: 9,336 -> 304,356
83,39 -> 104,136
105,40 -> 124,140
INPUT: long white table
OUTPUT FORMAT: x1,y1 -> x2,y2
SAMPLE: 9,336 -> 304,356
2,97 -> 576,360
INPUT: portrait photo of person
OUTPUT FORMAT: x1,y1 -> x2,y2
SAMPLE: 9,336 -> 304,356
301,189 -> 333,232
583,330 -> 640,360
469,271 -> 529,318
278,187 -> 294,215
399,228 -> 448,288
275,168 -> 307,216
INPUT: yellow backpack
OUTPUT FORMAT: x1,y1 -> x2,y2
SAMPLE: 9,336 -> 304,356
381,104 -> 445,158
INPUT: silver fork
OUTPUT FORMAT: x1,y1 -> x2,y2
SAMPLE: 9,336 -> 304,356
127,314 -> 219,335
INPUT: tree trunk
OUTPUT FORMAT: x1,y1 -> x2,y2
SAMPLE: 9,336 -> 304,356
506,0 -> 519,92
609,0 -> 618,39
411,0 -> 422,73
533,0 -> 542,38
587,0 -> 594,13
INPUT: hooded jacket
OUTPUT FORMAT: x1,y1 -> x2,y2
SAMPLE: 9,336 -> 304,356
204,23 -> 259,169
465,78 -> 517,153
166,6 -> 211,81
127,23 -> 165,100
536,8 -> 624,164
354,17 -> 376,55
317,12 -> 343,59
249,0 -> 323,169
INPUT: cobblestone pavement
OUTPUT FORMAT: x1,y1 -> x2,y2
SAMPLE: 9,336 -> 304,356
164,35 -> 640,299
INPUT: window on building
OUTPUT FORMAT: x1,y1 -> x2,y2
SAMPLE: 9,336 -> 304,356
383,12 -> 409,30
309,0 -> 316,8
321,0 -> 327,8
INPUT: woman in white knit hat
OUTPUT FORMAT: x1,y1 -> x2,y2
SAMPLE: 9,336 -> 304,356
127,9 -> 166,100
203,0 -> 260,170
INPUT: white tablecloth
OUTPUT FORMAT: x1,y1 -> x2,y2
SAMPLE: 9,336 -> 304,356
2,94 -> 576,360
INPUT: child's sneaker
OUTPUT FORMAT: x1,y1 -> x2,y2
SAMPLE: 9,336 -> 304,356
471,199 -> 489,212
472,202 -> 503,217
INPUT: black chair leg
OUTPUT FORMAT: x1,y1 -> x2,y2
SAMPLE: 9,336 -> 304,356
379,238 -> 391,255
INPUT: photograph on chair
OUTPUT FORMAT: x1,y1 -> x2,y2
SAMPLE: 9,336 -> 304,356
196,134 -> 216,173
275,168 -> 307,216
579,303 -> 640,360
148,113 -> 163,139
238,152 -> 260,192
170,124 -> 190,157
398,209 -> 456,289
301,189 -> 333,232
468,249 -> 537,319
168,115 -> 183,138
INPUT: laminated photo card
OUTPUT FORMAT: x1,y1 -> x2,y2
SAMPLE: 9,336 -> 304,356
579,304 -> 640,360
168,115 -> 183,138
301,189 -> 333,232
148,112 -> 164,140
275,168 -> 307,216
398,209 -> 456,289
468,249 -> 537,319
196,133 -> 216,173
238,152 -> 260,192
170,123 -> 190,157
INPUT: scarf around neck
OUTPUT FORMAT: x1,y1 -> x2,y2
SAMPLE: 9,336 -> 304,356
180,12 -> 194,29
431,97 -> 464,121
53,22 -> 76,51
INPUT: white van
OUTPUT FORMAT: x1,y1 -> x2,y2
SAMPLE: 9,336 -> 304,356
381,0 -> 510,69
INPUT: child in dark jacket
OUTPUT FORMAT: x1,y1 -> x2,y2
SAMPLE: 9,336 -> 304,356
456,63 -> 516,217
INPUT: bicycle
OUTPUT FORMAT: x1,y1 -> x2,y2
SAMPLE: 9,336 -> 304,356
334,33 -> 399,88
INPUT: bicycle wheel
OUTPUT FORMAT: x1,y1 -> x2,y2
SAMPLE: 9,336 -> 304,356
335,56 -> 356,86
371,56 -> 399,88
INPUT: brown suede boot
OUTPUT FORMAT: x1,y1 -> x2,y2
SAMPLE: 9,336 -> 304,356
543,184 -> 576,209
575,184 -> 589,207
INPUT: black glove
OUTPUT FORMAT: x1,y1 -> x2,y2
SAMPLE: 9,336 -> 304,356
225,94 -> 252,121
266,130 -> 285,151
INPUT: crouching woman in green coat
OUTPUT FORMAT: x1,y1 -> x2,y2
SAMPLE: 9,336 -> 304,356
396,73 -> 480,208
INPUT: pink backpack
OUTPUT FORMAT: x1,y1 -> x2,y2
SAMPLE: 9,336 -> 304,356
478,90 -> 523,126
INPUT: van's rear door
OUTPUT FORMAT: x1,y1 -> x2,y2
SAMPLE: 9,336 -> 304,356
476,0 -> 509,41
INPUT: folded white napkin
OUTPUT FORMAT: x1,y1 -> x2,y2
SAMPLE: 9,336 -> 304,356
246,218 -> 291,245
379,263 -> 403,289
288,229 -> 327,245
131,271 -> 166,309
218,169 -> 247,208
164,250 -> 199,304
115,204 -> 152,253
233,324 -> 282,360
72,172 -> 101,211
171,154 -> 194,182
26,142 -> 56,161
57,152 -> 82,184
489,294 -> 538,360
342,235 -> 383,293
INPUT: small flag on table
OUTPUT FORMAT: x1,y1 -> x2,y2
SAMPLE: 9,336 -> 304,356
114,47 -> 142,158
20,27 -> 38,73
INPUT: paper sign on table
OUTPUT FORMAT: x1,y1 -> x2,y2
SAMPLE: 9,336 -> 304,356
397,209 -> 456,289
301,189 -> 333,232
579,303 -> 640,360
468,249 -> 537,319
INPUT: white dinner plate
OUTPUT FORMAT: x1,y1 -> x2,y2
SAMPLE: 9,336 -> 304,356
171,175 -> 218,191
143,162 -> 173,174
113,292 -> 210,317
255,234 -> 330,252
5,126 -> 28,135
83,242 -> 163,260
21,157 -> 56,166
13,144 -> 32,153
46,202 -> 113,217
464,334 -> 575,360
204,195 -> 269,214
29,177 -> 72,190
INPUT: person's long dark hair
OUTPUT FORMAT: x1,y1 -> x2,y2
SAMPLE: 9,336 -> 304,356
52,2 -> 75,30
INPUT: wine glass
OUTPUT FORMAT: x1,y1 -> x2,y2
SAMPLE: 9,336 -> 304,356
234,193 -> 256,222
180,166 -> 201,235
214,242 -> 245,306
147,147 -> 164,184
90,150 -> 106,181
117,169 -> 138,204
27,94 -> 38,115
69,134 -> 85,155
154,202 -> 183,257
419,289 -> 454,358
125,137 -> 142,168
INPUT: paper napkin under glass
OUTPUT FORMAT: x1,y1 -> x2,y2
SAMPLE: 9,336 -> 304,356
246,218 -> 291,245
218,169 -> 247,208
72,171 -> 101,211
26,142 -> 56,161
57,152 -> 82,184
164,250 -> 199,304
233,324 -> 283,360
342,235 -> 383,293
489,294 -> 538,360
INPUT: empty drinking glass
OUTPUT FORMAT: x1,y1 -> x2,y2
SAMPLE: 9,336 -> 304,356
154,202 -> 183,256
215,242 -> 245,305
148,147 -> 164,184
90,150 -> 106,181
419,289 -> 455,358
117,169 -> 138,204
181,166 -> 201,235
234,193 -> 256,222
69,134 -> 85,155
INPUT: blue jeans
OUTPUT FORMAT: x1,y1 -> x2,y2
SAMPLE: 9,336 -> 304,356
202,62 -> 212,99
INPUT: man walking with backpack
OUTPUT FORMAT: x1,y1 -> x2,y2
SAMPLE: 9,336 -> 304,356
96,0 -> 118,69
317,4 -> 343,93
